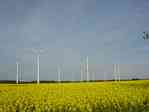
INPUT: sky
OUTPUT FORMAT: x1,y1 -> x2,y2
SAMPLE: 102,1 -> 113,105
0,0 -> 149,80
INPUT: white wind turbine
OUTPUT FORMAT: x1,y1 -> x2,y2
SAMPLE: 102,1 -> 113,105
16,61 -> 19,84
57,66 -> 61,82
16,54 -> 22,84
31,48 -> 47,84
113,64 -> 121,82
117,64 -> 121,82
86,56 -> 89,81
113,64 -> 117,82
80,61 -> 83,82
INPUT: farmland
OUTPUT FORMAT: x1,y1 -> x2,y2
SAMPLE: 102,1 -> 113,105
0,80 -> 149,112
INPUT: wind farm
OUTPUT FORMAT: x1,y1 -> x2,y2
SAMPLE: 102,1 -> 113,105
11,54 -> 141,84
0,48 -> 149,111
1,0 -> 149,111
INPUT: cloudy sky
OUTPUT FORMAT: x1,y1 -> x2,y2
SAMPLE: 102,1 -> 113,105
0,0 -> 149,81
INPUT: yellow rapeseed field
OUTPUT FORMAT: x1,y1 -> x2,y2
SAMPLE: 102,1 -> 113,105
0,80 -> 149,112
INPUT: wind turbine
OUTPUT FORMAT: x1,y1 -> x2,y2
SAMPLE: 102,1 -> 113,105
16,62 -> 19,84
33,61 -> 35,83
118,64 -> 120,82
57,66 -> 61,82
80,61 -> 83,82
86,56 -> 89,81
61,69 -> 63,82
31,48 -> 47,84
16,54 -> 22,84
113,64 -> 117,82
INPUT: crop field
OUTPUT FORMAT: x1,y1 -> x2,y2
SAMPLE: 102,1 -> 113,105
0,80 -> 149,112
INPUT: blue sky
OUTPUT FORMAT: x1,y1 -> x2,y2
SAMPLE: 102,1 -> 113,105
0,0 -> 149,80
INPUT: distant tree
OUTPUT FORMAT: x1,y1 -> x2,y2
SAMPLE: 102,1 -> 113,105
142,32 -> 149,40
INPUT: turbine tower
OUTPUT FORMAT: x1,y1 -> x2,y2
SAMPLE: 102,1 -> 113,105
37,54 -> 40,84
80,62 -> 83,81
113,64 -> 117,81
118,64 -> 120,82
31,48 -> 47,84
19,63 -> 22,83
33,61 -> 35,82
16,62 -> 19,84
57,66 -> 61,82
86,56 -> 89,81
16,55 -> 22,84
